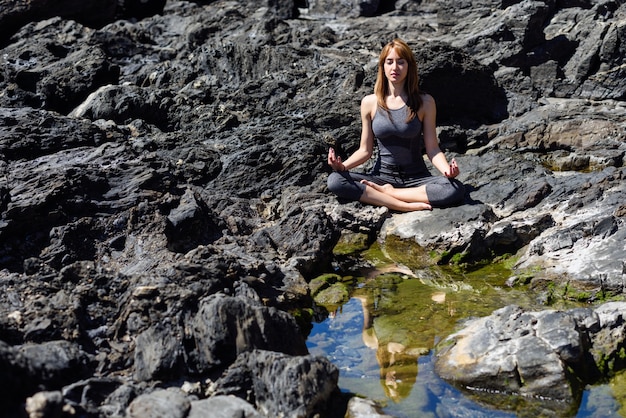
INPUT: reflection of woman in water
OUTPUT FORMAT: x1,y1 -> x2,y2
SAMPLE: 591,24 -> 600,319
355,294 -> 418,402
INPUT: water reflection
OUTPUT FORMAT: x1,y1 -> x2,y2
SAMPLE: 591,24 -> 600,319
354,294 -> 420,402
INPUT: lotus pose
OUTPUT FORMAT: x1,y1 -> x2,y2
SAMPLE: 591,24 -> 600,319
327,38 -> 465,212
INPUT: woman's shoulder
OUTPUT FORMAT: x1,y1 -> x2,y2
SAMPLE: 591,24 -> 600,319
416,93 -> 435,121
361,93 -> 377,107
360,94 -> 378,117
419,92 -> 435,105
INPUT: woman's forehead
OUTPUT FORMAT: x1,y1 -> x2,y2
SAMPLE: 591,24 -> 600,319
385,48 -> 403,59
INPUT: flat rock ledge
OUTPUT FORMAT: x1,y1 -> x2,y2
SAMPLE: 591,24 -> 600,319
434,302 -> 626,414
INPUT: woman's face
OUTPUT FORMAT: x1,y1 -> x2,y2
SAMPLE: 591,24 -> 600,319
383,47 -> 408,84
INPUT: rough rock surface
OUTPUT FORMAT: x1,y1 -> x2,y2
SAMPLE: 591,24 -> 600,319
0,0 -> 625,416
435,302 -> 626,413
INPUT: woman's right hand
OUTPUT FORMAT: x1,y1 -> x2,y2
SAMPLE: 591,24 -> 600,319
327,147 -> 346,171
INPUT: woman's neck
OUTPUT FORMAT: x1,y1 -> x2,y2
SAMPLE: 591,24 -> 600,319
386,82 -> 407,108
387,81 -> 406,98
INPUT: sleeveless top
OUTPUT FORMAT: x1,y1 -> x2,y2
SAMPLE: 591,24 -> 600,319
371,105 -> 428,175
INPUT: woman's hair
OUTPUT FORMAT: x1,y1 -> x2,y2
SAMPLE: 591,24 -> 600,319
374,38 -> 422,121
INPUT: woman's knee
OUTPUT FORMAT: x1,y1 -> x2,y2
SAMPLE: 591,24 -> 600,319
327,172 -> 364,201
450,180 -> 466,204
327,171 -> 344,194
429,179 -> 466,207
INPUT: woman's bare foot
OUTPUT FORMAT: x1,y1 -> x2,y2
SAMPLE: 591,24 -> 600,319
406,202 -> 432,211
360,179 -> 395,194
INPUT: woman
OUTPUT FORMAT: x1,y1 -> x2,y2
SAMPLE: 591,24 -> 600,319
327,38 -> 465,212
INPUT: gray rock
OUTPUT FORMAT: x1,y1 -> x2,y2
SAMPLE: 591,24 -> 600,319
25,391 -> 64,418
345,396 -> 393,418
127,388 -> 190,418
189,395 -> 261,418
435,302 -> 626,410
0,339 -> 93,405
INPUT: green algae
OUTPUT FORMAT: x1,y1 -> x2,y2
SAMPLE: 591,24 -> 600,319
332,231 -> 372,256
291,307 -> 314,335
315,283 -> 350,308
373,235 -> 435,269
309,273 -> 355,311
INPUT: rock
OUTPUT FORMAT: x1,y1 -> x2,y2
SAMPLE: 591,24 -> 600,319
435,302 -> 626,413
0,339 -> 93,405
214,349 -> 339,417
127,388 -> 190,418
0,17 -> 119,114
345,396 -> 393,418
62,378 -> 137,417
165,188 -> 224,253
417,41 -> 509,125
587,302 -> 626,374
133,322 -> 183,381
25,391 -> 64,418
0,0 -> 168,43
189,294 -> 308,373
189,395 -> 261,418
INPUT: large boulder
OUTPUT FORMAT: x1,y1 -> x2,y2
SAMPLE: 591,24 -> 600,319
435,302 -> 626,414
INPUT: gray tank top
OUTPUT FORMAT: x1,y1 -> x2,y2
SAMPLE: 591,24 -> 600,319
371,105 -> 428,174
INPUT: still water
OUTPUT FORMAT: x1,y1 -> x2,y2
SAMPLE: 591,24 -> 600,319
305,245 -> 626,417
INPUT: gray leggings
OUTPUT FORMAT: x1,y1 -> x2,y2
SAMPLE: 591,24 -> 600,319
327,170 -> 466,208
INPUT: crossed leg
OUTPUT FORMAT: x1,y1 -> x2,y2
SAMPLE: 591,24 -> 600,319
359,180 -> 432,212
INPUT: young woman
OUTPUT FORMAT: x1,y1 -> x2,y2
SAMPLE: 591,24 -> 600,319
327,38 -> 465,212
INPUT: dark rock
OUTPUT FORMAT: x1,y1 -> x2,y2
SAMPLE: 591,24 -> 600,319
62,378 -> 137,417
165,188 -> 224,253
0,18 -> 119,113
189,294 -> 308,373
0,339 -> 93,403
214,349 -> 339,417
417,41 -> 509,126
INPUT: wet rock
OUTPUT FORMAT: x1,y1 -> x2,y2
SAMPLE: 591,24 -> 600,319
345,396 -> 394,418
309,274 -> 351,309
380,200 -> 498,265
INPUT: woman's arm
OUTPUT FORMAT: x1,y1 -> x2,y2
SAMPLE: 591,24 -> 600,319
421,94 -> 459,178
328,95 -> 376,171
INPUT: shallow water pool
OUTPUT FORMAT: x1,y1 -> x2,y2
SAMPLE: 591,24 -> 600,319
306,254 -> 626,417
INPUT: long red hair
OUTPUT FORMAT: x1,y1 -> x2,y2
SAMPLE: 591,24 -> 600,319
374,39 -> 422,121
